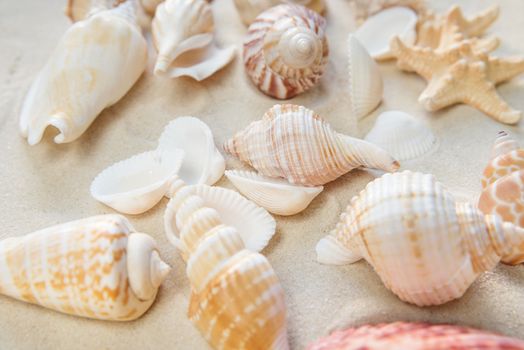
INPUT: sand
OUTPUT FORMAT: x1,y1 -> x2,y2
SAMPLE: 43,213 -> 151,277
0,0 -> 523,349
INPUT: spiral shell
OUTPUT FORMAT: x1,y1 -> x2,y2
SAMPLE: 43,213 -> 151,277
223,104 -> 399,187
243,5 -> 329,99
0,215 -> 170,321
316,171 -> 524,306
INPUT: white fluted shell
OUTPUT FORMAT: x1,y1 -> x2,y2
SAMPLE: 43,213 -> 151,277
158,117 -> 225,185
347,35 -> 383,119
364,111 -> 439,160
355,6 -> 418,60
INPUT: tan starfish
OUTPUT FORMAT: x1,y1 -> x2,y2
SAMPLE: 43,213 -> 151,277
391,37 -> 524,124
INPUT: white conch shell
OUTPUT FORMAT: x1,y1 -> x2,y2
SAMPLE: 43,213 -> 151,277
347,35 -> 383,119
224,104 -> 400,187
165,179 -> 288,349
157,117 -> 225,185
225,170 -> 323,216
316,171 -> 524,306
233,0 -> 325,26
152,0 -> 236,81
243,4 -> 329,99
355,6 -> 418,60
0,215 -> 170,321
364,111 -> 439,160
20,2 -> 147,145
165,183 -> 276,254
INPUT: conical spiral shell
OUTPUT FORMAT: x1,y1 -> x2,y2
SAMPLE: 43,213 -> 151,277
223,104 -> 399,187
0,215 -> 170,320
316,171 -> 524,306
243,5 -> 329,99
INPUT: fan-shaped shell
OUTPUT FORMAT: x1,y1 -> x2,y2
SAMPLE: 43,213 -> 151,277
243,5 -> 329,99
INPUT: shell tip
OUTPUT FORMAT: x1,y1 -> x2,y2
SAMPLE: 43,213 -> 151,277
150,251 -> 171,288
316,235 -> 361,265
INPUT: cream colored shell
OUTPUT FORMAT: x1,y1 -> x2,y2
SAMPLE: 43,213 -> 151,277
65,0 -> 125,22
0,215 -> 170,320
233,0 -> 325,26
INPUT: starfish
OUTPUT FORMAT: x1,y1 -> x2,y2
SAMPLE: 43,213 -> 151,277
391,37 -> 524,124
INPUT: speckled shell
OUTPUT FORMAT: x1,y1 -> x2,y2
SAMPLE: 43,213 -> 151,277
316,171 -> 524,306
479,131 -> 524,228
0,215 -> 170,321
307,322 -> 524,350
223,104 -> 399,187
243,5 -> 329,99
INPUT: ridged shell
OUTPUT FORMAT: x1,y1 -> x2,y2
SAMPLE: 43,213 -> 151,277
307,322 -> 524,350
347,35 -> 383,119
364,111 -> 439,160
225,170 -> 323,216
243,5 -> 329,99
223,104 -> 399,187
233,0 -> 325,26
316,171 -> 524,306
0,215 -> 170,321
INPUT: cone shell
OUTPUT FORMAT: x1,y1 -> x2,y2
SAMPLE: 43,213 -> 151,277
243,5 -> 329,99
0,215 -> 170,321
307,322 -> 524,350
223,104 -> 399,187
316,171 -> 524,306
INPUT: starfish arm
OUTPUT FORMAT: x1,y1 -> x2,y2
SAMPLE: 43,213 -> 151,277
418,70 -> 464,111
447,4 -> 500,37
487,56 -> 524,84
471,36 -> 500,54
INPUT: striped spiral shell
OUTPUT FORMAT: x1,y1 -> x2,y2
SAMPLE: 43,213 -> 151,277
243,5 -> 329,99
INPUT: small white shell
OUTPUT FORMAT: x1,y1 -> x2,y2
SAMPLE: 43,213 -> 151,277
225,170 -> 323,216
157,117 -> 225,185
90,149 -> 185,214
364,111 -> 439,161
165,184 -> 276,253
347,35 -> 383,119
355,6 -> 418,60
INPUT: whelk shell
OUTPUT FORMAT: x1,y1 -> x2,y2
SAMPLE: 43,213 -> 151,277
225,170 -> 323,216
316,171 -> 524,306
0,215 -> 170,321
223,104 -> 399,187
243,5 -> 329,99
233,0 -> 325,26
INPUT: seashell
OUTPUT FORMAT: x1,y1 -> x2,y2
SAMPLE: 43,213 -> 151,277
141,0 -> 164,14
307,322 -> 524,350
347,35 -> 383,119
91,149 -> 185,215
65,0 -> 126,22
243,5 -> 329,99
225,170 -> 323,216
152,0 -> 236,81
0,215 -> 170,321
157,117 -> 225,185
233,0 -> 325,26
354,6 -> 418,60
316,171 -> 524,306
479,131 -> 524,228
165,183 -> 276,255
223,104 -> 400,187
20,2 -> 147,145
364,111 -> 438,161
165,179 -> 288,349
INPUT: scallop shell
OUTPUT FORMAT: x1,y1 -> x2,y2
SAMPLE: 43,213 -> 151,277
479,131 -> 524,228
164,183 -> 276,254
233,0 -> 325,26
20,2 -> 147,145
224,104 -> 399,187
364,111 -> 439,160
152,0 -> 236,81
354,6 -> 418,60
307,322 -> 524,350
157,117 -> 225,185
225,170 -> 323,216
90,149 -> 185,215
243,4 -> 329,99
0,215 -> 170,321
316,171 -> 524,306
347,35 -> 383,119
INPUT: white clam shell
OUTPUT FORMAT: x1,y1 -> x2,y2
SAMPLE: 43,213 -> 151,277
347,35 -> 383,119
158,117 -> 225,185
165,184 -> 276,253
355,6 -> 418,60
364,111 -> 439,161
91,149 -> 185,214
225,170 -> 323,216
